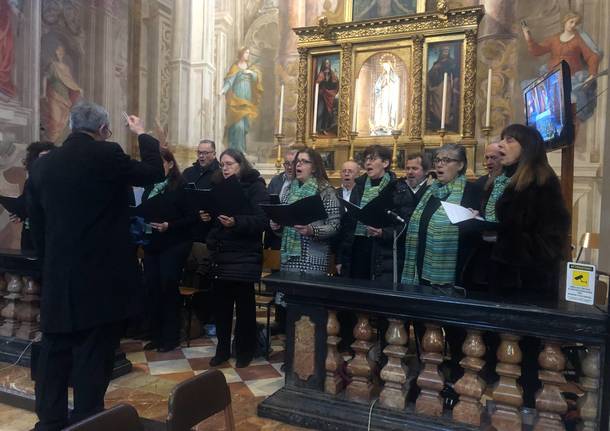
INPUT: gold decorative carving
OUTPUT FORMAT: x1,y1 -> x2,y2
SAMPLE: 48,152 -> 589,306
462,29 -> 477,138
294,7 -> 483,46
294,315 -> 316,381
338,43 -> 353,141
296,47 -> 309,144
409,35 -> 424,142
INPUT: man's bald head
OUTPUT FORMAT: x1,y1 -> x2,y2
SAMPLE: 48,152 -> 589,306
484,143 -> 502,177
341,160 -> 360,189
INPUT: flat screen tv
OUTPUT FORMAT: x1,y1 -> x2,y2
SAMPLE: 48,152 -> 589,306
523,60 -> 574,150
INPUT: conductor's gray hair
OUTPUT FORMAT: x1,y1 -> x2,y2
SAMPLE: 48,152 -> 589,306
69,101 -> 110,133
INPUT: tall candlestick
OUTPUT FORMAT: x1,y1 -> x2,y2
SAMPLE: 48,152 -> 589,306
440,72 -> 448,130
278,84 -> 285,134
352,79 -> 359,133
485,68 -> 492,128
312,82 -> 320,134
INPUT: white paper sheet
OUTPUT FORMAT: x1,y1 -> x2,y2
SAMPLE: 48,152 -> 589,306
441,201 -> 484,224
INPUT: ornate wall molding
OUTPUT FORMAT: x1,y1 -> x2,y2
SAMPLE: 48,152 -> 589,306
294,7 -> 483,46
338,42 -> 353,141
462,29 -> 477,138
296,47 -> 309,144
409,35 -> 424,141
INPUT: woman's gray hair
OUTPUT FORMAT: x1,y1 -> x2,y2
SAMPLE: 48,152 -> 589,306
69,101 -> 110,133
438,143 -> 467,175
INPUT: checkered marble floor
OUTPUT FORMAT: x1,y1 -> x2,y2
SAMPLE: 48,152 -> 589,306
120,333 -> 286,399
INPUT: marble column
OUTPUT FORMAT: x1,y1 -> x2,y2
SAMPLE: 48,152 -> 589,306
379,318 -> 408,410
491,333 -> 523,431
415,324 -> 445,417
578,347 -> 600,431
346,314 -> 375,403
453,329 -> 486,426
533,342 -> 567,431
325,309 -> 345,395
0,274 -> 24,337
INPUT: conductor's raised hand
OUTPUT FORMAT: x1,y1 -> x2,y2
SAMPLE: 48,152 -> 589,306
199,210 -> 211,222
218,215 -> 235,228
127,115 -> 146,135
294,224 -> 313,236
150,222 -> 169,233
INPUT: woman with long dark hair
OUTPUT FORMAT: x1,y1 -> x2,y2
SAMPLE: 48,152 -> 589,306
270,147 -> 341,274
141,148 -> 194,352
490,124 -> 570,295
200,148 -> 269,368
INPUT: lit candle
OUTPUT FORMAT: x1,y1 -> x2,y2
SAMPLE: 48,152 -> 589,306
485,68 -> 492,128
352,79 -> 359,133
440,72 -> 448,130
278,84 -> 285,134
312,82 -> 320,134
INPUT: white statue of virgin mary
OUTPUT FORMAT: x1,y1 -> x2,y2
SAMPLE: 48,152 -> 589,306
371,55 -> 400,135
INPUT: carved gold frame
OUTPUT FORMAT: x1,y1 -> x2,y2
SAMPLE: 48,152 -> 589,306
345,0 -> 427,22
294,6 -> 483,176
422,34 -> 466,141
307,48 -> 344,145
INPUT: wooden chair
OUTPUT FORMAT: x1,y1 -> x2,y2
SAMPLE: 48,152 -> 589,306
179,286 -> 201,347
63,404 -> 143,431
166,369 -> 235,431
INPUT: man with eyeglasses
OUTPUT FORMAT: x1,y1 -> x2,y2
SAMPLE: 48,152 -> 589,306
182,139 -> 220,336
268,149 -> 298,199
27,101 -> 164,430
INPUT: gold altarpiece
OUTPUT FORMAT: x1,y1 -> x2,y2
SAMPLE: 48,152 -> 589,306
293,5 -> 484,176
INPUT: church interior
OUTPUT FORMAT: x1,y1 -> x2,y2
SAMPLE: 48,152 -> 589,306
0,0 -> 609,430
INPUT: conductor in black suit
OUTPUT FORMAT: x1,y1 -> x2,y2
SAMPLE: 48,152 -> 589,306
27,101 -> 164,431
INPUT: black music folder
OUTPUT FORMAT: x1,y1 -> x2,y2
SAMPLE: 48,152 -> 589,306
0,195 -> 26,219
339,192 -> 395,228
185,175 -> 247,216
260,194 -> 327,226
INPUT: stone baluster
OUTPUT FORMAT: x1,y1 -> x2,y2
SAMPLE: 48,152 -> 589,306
415,323 -> 445,417
346,314 -> 375,403
578,346 -> 600,431
453,329 -> 486,426
533,342 -> 568,430
0,274 -> 24,336
325,309 -> 345,395
379,318 -> 408,410
491,333 -> 523,431
16,276 -> 41,340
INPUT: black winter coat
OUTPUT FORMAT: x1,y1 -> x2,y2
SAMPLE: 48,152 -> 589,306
27,133 -> 164,333
182,159 -> 221,242
337,172 -> 398,280
490,175 -> 569,297
137,178 -> 195,252
206,170 -> 269,283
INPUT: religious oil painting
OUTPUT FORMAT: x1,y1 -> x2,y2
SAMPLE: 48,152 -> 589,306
353,0 -> 417,21
425,40 -> 462,134
354,51 -> 408,136
311,53 -> 341,137
319,150 -> 335,171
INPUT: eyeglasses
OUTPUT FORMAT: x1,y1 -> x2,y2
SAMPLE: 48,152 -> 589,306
364,155 -> 380,162
197,150 -> 215,156
433,157 -> 459,166
295,158 -> 313,165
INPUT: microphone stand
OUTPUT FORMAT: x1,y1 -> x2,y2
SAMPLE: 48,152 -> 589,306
387,210 -> 408,285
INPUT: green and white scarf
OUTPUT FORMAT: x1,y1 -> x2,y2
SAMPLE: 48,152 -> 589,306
147,179 -> 168,200
354,172 -> 391,236
484,173 -> 510,222
280,177 -> 318,263
402,175 -> 466,286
